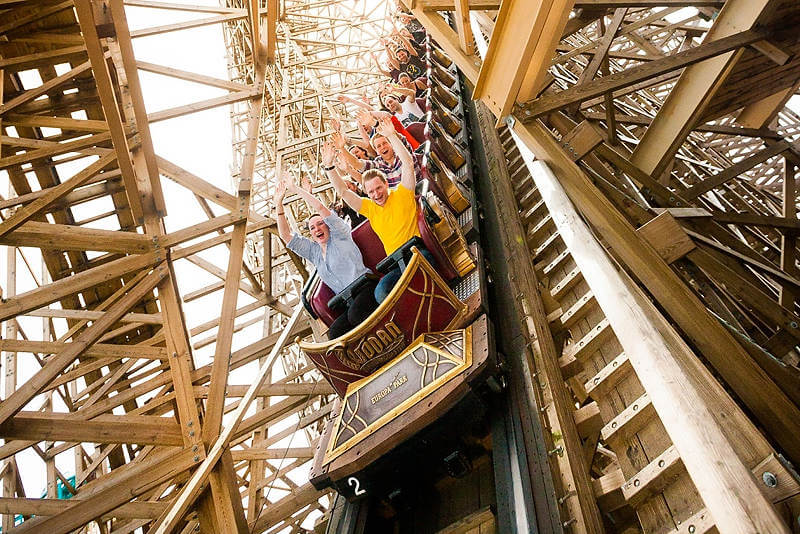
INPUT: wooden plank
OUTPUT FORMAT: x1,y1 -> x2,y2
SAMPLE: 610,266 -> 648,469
74,0 -> 145,221
517,28 -> 764,120
0,152 -> 117,239
0,267 -> 167,426
0,252 -> 159,323
637,212 -> 696,264
0,221 -> 152,254
513,150 -> 790,533
0,413 -> 183,446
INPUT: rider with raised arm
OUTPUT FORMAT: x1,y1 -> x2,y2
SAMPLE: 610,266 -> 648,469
328,117 -> 436,303
274,165 -> 377,339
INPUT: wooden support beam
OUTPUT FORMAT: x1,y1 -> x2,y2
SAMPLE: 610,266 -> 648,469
517,28 -> 765,120
511,116 -> 800,466
146,88 -> 260,123
630,0 -> 774,177
265,0 -> 279,63
0,413 -> 183,446
0,152 -> 116,239
0,266 -> 167,426
453,0 -> 475,56
0,59 -> 94,116
682,141 -> 790,200
10,447 -> 198,534
0,498 -> 166,520
473,104 -> 604,534
0,340 -> 166,360
74,0 -> 145,222
130,13 -> 247,38
517,155 -> 789,534
0,221 -> 152,254
108,0 -> 169,215
575,8 -> 627,86
149,305 -> 302,534
2,114 -> 108,132
0,253 -> 159,323
410,8 -> 479,83
136,60 -> 250,91
0,131 -> 114,170
473,0 -> 576,120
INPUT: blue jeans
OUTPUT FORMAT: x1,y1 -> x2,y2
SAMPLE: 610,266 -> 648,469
375,248 -> 436,303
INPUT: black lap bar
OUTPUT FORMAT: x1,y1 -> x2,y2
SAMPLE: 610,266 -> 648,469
327,273 -> 380,311
376,236 -> 426,274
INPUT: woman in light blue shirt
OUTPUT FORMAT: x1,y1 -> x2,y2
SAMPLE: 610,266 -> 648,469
275,173 -> 377,339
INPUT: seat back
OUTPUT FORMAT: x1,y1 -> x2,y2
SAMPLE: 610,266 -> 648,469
405,121 -> 426,145
351,219 -> 387,272
305,219 -> 387,327
416,198 -> 459,282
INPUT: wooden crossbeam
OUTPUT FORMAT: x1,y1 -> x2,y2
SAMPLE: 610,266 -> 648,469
146,88 -> 260,123
0,498 -> 166,520
0,152 -> 117,239
150,305 -> 303,534
682,141 -> 790,199
74,0 -> 145,222
0,413 -> 183,446
130,13 -> 247,38
473,0 -> 576,120
0,253 -> 160,323
630,0 -> 775,177
10,447 -> 198,534
0,221 -> 152,254
517,28 -> 765,120
0,266 -> 167,426
0,340 -> 167,360
0,59 -> 95,116
3,114 -> 108,132
0,131 -> 114,170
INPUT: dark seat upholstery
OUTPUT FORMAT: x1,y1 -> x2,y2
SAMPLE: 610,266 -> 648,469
405,121 -> 426,145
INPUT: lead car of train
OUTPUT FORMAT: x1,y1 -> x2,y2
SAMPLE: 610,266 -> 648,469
295,36 -> 502,501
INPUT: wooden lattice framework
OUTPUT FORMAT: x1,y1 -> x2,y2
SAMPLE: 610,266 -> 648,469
0,1 -> 395,532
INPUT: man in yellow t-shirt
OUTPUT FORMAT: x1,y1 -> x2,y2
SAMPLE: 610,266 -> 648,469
327,117 -> 434,302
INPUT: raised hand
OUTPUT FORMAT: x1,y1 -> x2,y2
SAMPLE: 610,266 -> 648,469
357,110 -> 373,129
301,175 -> 312,192
321,140 -> 337,167
275,173 -> 288,204
328,117 -> 341,132
331,131 -> 346,150
375,116 -> 395,138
